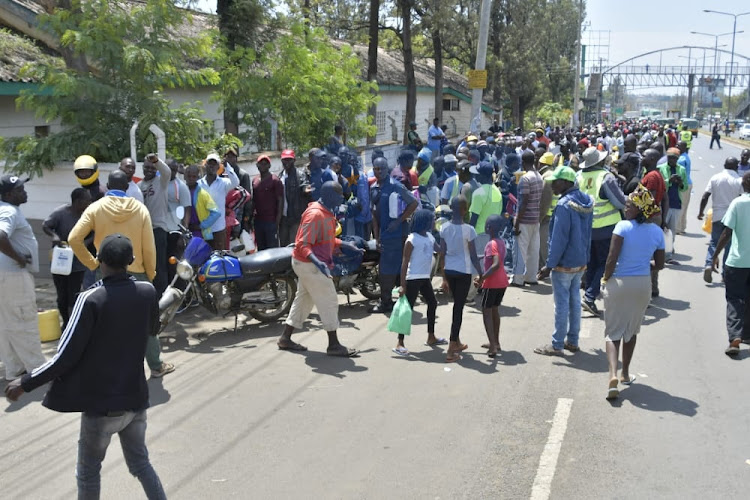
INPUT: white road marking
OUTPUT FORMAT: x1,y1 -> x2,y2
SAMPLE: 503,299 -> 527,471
530,398 -> 574,500
710,165 -> 716,169
698,156 -> 703,160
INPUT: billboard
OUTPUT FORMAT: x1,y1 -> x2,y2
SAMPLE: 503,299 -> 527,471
698,77 -> 724,107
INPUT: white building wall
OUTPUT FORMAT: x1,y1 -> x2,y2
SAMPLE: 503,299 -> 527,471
0,95 -> 63,138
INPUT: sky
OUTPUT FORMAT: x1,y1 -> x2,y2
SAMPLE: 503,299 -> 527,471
585,0 -> 750,95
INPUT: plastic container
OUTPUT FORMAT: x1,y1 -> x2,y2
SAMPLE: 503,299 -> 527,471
38,309 -> 62,342
50,245 -> 74,275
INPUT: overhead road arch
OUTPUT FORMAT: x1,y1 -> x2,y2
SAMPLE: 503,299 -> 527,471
587,46 -> 750,119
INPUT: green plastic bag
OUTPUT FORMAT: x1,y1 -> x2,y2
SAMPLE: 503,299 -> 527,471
387,295 -> 412,336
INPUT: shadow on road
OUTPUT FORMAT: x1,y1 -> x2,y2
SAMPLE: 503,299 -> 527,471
302,348 -> 372,378
676,232 -> 705,239
500,304 -> 521,318
643,304 -> 669,325
552,348 -> 608,373
669,263 -> 704,274
610,383 -> 699,417
147,377 -> 171,407
650,296 -> 690,311
3,382 -> 46,413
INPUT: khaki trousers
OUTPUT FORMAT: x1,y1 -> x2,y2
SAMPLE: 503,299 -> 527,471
286,259 -> 340,332
0,271 -> 46,379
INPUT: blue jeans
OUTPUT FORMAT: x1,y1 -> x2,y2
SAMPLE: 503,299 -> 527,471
584,238 -> 610,302
550,269 -> 584,350
705,221 -> 728,269
77,410 -> 165,500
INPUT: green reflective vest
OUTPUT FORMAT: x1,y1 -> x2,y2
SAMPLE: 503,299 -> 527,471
680,130 -> 692,149
577,169 -> 622,229
417,165 -> 434,186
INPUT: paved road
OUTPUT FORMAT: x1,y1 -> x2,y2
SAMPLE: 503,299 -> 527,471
2,137 -> 750,499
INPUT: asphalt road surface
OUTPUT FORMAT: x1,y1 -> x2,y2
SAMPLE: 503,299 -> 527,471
2,136 -> 750,499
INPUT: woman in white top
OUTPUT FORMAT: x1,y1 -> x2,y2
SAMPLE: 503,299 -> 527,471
393,209 -> 442,356
439,196 -> 484,362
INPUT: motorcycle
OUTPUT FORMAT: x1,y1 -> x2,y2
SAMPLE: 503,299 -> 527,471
158,210 -> 297,332
331,236 -> 381,303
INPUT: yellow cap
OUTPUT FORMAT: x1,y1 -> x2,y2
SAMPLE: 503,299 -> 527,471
539,152 -> 555,166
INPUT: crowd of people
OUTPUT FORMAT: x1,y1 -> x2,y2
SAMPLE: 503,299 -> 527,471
2,118 -> 750,496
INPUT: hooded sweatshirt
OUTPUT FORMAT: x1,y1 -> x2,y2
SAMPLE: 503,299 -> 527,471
546,186 -> 594,270
68,193 -> 156,280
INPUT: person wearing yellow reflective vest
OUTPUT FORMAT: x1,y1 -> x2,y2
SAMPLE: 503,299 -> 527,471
679,123 -> 693,150
576,147 -> 627,316
538,152 -> 557,270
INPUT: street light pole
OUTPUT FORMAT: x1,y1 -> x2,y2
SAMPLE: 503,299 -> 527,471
703,10 -> 750,119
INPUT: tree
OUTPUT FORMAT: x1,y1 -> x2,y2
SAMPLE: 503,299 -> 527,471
0,0 -> 220,175
398,0 -> 417,144
220,23 -> 378,152
367,0 -> 380,143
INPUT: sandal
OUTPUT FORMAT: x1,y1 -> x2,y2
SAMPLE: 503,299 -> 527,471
620,375 -> 636,385
564,342 -> 580,353
392,346 -> 410,356
326,345 -> 359,357
606,378 -> 619,400
277,340 -> 307,351
425,338 -> 448,346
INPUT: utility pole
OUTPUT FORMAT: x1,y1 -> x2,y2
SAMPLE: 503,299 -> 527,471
469,0 -> 492,134
571,0 -> 583,129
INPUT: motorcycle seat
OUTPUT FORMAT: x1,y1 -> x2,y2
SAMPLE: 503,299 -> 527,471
239,247 -> 293,275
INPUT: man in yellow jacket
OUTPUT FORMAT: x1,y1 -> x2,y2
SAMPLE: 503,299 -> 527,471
69,170 -> 156,281
68,170 -> 174,378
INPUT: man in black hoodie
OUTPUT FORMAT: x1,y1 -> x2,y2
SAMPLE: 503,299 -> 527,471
5,234 -> 166,500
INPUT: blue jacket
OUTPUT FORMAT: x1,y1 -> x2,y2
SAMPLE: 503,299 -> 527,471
546,187 -> 594,269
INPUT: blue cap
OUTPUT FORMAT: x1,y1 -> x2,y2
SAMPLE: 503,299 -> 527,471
417,147 -> 432,163
478,161 -> 493,176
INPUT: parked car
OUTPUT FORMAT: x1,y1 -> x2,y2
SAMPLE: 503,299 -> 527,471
739,123 -> 750,140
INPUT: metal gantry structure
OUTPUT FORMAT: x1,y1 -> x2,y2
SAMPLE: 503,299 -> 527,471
586,46 -> 750,120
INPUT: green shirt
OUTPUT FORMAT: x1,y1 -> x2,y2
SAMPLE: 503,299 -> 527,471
469,183 -> 503,235
722,193 -> 750,268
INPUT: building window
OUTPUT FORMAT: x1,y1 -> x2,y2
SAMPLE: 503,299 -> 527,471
442,98 -> 460,111
376,111 -> 386,133
35,125 -> 50,138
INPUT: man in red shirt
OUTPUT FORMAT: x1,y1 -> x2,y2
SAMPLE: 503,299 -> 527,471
640,148 -> 669,296
276,181 -> 363,357
251,155 -> 283,250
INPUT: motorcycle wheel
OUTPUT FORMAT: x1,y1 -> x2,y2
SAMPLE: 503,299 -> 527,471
358,265 -> 381,300
247,275 -> 297,323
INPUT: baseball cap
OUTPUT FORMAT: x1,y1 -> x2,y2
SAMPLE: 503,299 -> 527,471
0,174 -> 29,194
666,147 -> 681,157
547,166 -> 576,183
466,135 -> 478,143
477,161 -> 493,176
417,147 -> 432,163
256,154 -> 271,164
281,149 -> 295,159
312,149 -> 327,158
98,233 -> 134,268
206,153 -> 221,163
443,154 -> 458,164
457,160 -> 472,172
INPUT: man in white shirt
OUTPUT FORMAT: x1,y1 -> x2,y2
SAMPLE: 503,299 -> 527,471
166,159 -> 191,282
199,153 -> 239,250
0,175 -> 46,381
698,156 -> 744,282
119,158 -> 144,202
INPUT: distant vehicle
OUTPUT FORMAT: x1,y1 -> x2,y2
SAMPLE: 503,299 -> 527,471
739,123 -> 750,140
655,118 -> 675,128
681,118 -> 699,137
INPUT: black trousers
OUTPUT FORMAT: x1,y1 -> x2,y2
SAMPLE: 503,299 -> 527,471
710,135 -> 721,149
404,278 -> 437,337
445,272 -> 472,341
724,265 -> 750,342
153,228 -> 168,298
52,271 -> 85,329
